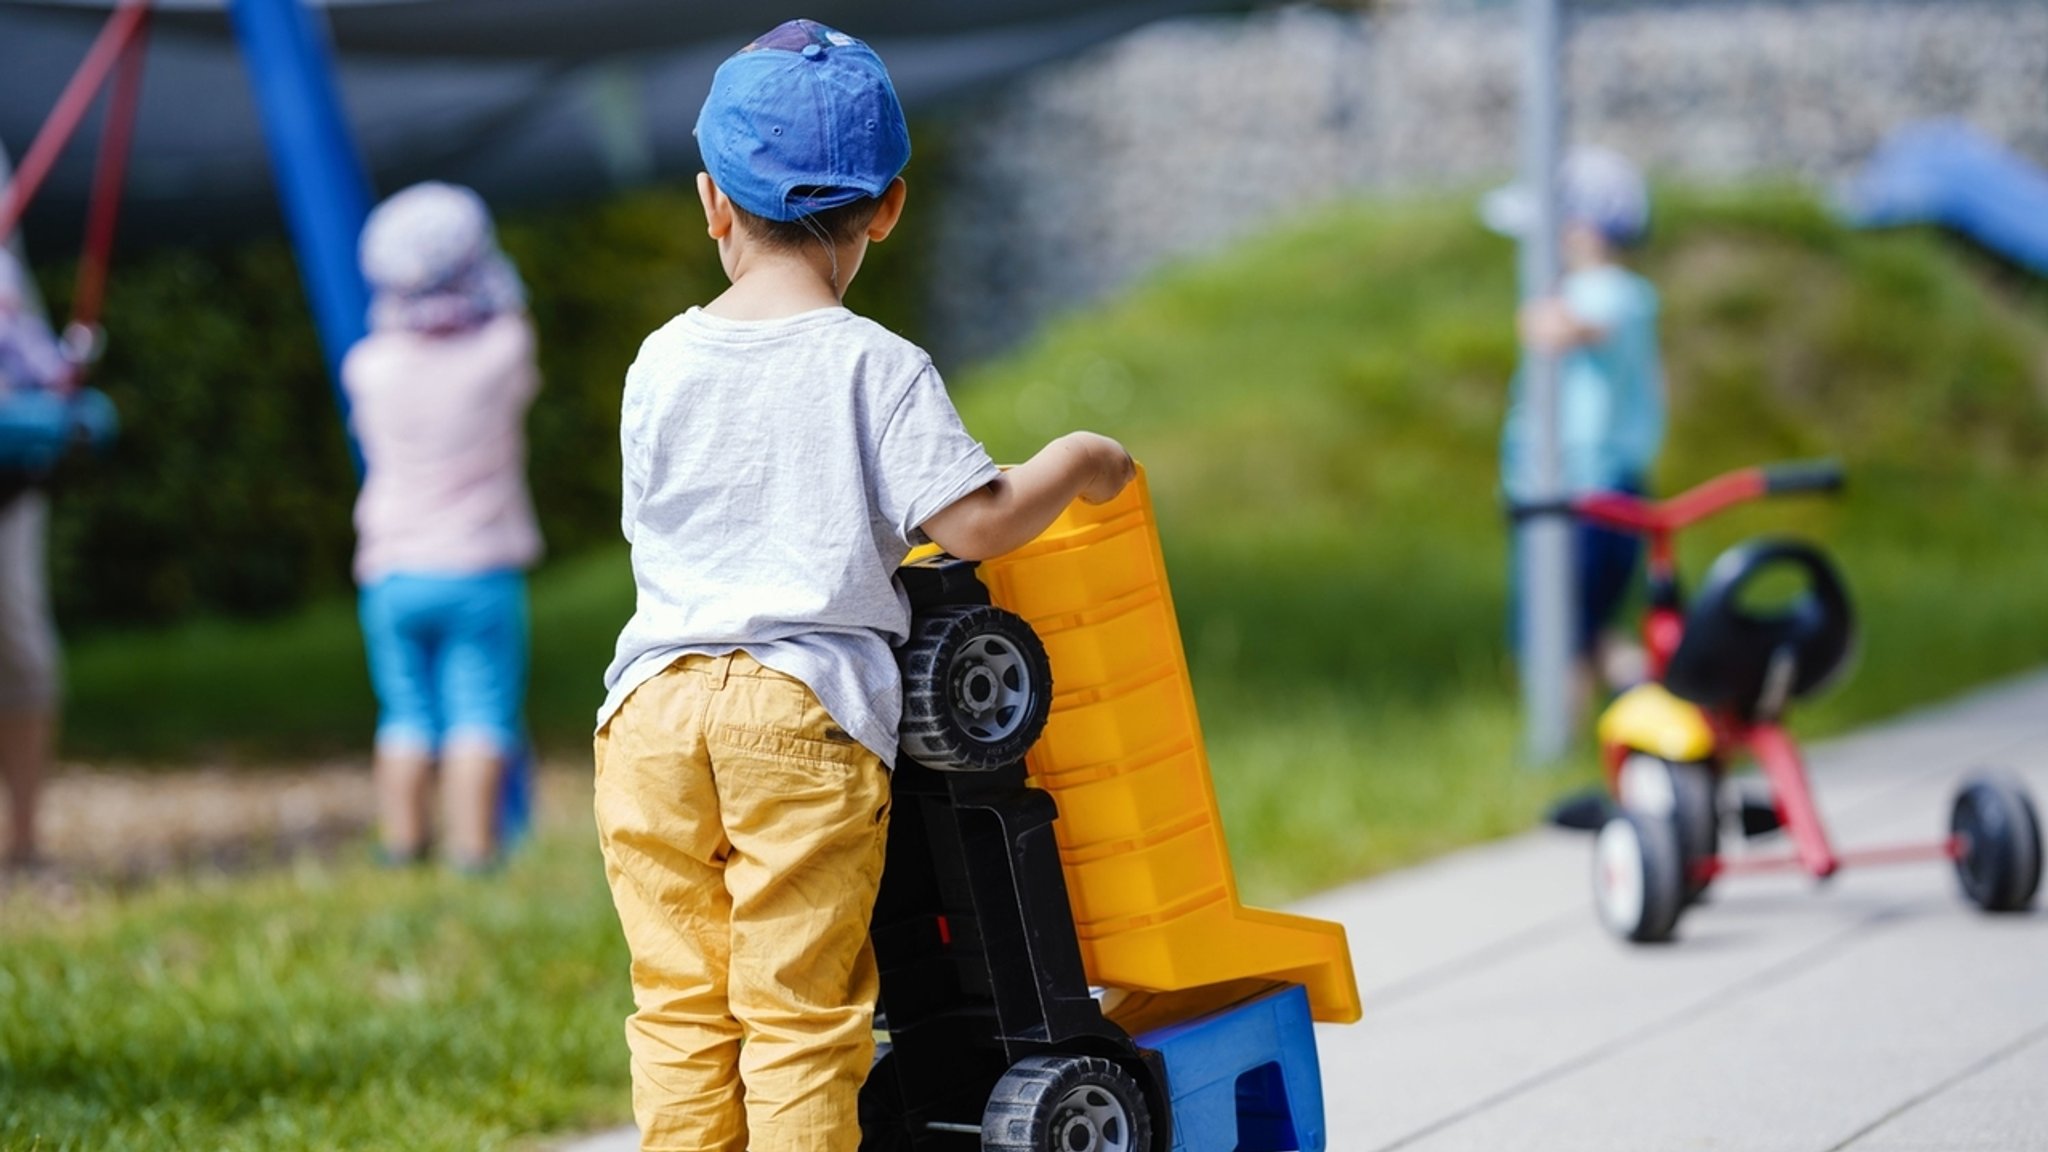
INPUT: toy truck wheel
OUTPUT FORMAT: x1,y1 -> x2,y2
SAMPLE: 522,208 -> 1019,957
982,1055 -> 1151,1152
1594,811 -> 1684,943
858,1049 -> 917,1151
1617,753 -> 1719,904
900,605 -> 1053,772
1951,773 -> 2043,913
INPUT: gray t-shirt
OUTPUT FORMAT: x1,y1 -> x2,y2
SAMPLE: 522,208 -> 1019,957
597,306 -> 1001,763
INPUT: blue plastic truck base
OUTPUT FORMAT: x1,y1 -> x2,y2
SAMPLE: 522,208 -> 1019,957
1136,984 -> 1326,1152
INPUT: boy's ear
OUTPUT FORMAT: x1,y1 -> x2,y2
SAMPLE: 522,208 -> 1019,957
697,172 -> 735,240
866,177 -> 909,242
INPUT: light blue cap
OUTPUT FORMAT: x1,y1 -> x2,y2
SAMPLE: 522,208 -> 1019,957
1481,147 -> 1651,247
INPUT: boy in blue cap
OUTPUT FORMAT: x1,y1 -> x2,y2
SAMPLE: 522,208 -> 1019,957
592,20 -> 1134,1151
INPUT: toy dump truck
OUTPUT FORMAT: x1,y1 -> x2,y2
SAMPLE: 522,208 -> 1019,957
861,467 -> 1360,1152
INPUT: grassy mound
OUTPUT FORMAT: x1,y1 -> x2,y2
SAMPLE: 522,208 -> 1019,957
950,187 -> 2048,894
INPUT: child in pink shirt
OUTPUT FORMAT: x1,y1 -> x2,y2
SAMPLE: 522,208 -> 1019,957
344,182 -> 542,870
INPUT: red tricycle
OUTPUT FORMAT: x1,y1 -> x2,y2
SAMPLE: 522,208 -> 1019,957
1548,461 -> 2043,942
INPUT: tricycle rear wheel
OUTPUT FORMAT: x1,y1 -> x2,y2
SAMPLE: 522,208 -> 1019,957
1952,773 -> 2042,913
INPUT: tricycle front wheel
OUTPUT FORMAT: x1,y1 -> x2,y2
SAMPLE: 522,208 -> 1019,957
1617,753 -> 1719,905
1594,811 -> 1685,944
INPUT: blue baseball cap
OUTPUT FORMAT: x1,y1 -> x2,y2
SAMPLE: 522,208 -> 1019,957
694,19 -> 912,223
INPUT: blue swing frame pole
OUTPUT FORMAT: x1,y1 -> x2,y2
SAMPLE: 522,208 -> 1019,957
224,1 -> 536,840
227,0 -> 371,467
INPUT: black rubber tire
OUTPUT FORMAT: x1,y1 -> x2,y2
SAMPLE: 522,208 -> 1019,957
1616,754 -> 1719,905
1669,761 -> 1720,904
1951,773 -> 2043,913
1593,811 -> 1685,944
858,1049 -> 917,1151
982,1054 -> 1152,1152
899,604 -> 1053,772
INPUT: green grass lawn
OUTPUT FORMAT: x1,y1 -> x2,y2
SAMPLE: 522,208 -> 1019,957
17,187 -> 2048,1148
0,831 -> 628,1151
58,535 -> 634,765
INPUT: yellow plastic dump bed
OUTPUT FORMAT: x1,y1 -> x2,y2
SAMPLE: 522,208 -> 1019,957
977,468 -> 1361,1024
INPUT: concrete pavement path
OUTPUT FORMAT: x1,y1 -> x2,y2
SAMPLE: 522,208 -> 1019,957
561,672 -> 2048,1151
1305,671 -> 2048,1152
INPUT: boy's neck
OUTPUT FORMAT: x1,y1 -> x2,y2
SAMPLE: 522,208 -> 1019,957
704,245 -> 854,321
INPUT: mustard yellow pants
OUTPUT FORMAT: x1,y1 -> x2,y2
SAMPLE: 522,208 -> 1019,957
594,652 -> 891,1152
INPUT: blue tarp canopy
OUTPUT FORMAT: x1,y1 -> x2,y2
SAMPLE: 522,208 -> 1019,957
0,0 -> 1225,241
1838,120 -> 2048,278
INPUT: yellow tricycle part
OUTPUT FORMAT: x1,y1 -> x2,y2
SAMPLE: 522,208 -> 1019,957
976,466 -> 1361,1024
1597,681 -> 1717,763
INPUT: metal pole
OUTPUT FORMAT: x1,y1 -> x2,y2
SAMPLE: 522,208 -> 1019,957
1516,0 -> 1575,764
0,2 -> 152,249
227,0 -> 370,465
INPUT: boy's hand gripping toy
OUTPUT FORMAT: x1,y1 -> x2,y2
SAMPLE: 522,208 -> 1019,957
867,466 -> 1360,1152
1541,461 -> 2041,942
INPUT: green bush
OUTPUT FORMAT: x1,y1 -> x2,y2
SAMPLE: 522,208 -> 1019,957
44,242 -> 356,625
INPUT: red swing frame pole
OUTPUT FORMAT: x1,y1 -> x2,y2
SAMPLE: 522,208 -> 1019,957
71,10 -> 153,339
0,1 -> 153,247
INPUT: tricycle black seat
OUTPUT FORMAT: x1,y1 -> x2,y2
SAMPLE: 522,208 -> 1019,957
1664,538 -> 1854,717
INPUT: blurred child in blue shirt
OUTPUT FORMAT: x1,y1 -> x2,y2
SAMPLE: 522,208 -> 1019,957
1489,148 -> 1666,693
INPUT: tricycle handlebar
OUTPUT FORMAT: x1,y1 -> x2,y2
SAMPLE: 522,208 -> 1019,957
1762,459 -> 1846,496
1511,459 -> 1846,537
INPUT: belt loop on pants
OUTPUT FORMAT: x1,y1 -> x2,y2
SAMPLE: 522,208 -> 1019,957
709,650 -> 735,690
